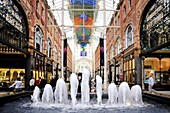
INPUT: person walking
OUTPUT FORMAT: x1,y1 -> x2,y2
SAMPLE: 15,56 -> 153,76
50,76 -> 56,91
29,77 -> 35,91
9,77 -> 22,93
148,74 -> 155,93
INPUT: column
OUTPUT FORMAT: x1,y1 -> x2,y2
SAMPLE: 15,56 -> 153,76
104,37 -> 108,92
141,56 -> 145,90
25,54 -> 32,90
135,56 -> 142,86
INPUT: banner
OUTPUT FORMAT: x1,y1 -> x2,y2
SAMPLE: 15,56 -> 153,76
63,39 -> 67,67
100,38 -> 104,66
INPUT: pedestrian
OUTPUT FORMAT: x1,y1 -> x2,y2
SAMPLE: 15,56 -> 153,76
50,76 -> 56,91
29,77 -> 35,91
148,74 -> 154,93
77,75 -> 82,93
9,77 -> 22,93
39,77 -> 46,92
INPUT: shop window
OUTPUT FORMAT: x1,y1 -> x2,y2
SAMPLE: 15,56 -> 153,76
6,71 -> 10,81
13,71 -> 18,81
123,55 -> 135,84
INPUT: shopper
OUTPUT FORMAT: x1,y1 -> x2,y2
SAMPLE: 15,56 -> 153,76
29,77 -> 35,91
148,74 -> 154,93
9,78 -> 22,93
39,77 -> 46,92
50,76 -> 56,91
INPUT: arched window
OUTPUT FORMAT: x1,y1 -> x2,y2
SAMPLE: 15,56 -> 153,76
110,45 -> 114,60
106,50 -> 108,62
115,37 -> 121,55
47,38 -> 52,58
36,0 -> 39,12
35,26 -> 43,52
58,52 -> 61,63
54,46 -> 57,62
125,25 -> 133,48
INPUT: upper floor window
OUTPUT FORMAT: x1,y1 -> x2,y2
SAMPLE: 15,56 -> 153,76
123,6 -> 126,17
47,38 -> 52,58
48,17 -> 50,25
41,7 -> 44,18
110,45 -> 114,60
129,0 -> 132,8
115,37 -> 121,55
118,16 -> 120,26
54,46 -> 57,62
36,0 -> 39,12
35,26 -> 43,52
125,25 -> 133,48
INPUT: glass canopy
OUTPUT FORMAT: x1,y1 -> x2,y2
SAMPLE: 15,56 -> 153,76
47,0 -> 119,49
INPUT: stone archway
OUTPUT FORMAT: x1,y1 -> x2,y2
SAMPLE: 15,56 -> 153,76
0,0 -> 31,89
140,0 -> 170,54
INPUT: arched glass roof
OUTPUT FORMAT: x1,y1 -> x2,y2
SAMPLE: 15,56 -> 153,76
47,0 -> 119,49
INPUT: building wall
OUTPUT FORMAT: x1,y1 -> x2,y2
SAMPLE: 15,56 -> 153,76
67,44 -> 72,72
18,0 -> 62,82
106,0 -> 151,85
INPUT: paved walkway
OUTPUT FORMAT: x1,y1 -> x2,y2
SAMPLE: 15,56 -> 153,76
0,91 -> 26,97
143,90 -> 170,99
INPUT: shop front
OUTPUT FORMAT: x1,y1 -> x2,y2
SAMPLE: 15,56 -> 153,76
140,0 -> 170,90
0,0 -> 31,89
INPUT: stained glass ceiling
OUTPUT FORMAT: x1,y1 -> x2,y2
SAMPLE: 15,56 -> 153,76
47,0 -> 119,49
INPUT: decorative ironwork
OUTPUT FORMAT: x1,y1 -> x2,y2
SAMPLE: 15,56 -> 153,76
0,0 -> 28,53
141,0 -> 170,51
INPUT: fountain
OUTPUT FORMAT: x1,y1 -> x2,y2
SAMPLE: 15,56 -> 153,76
96,75 -> 102,105
27,70 -> 145,112
107,83 -> 118,105
81,68 -> 90,104
54,78 -> 68,104
118,82 -> 131,105
31,86 -> 40,103
70,73 -> 79,107
41,84 -> 54,104
130,85 -> 144,105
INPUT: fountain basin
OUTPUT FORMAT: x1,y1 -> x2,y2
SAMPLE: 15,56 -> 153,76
0,96 -> 170,113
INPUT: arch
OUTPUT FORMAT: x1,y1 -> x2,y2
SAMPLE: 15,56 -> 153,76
0,0 -> 29,52
140,0 -> 170,51
0,0 -> 29,35
125,24 -> 133,48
